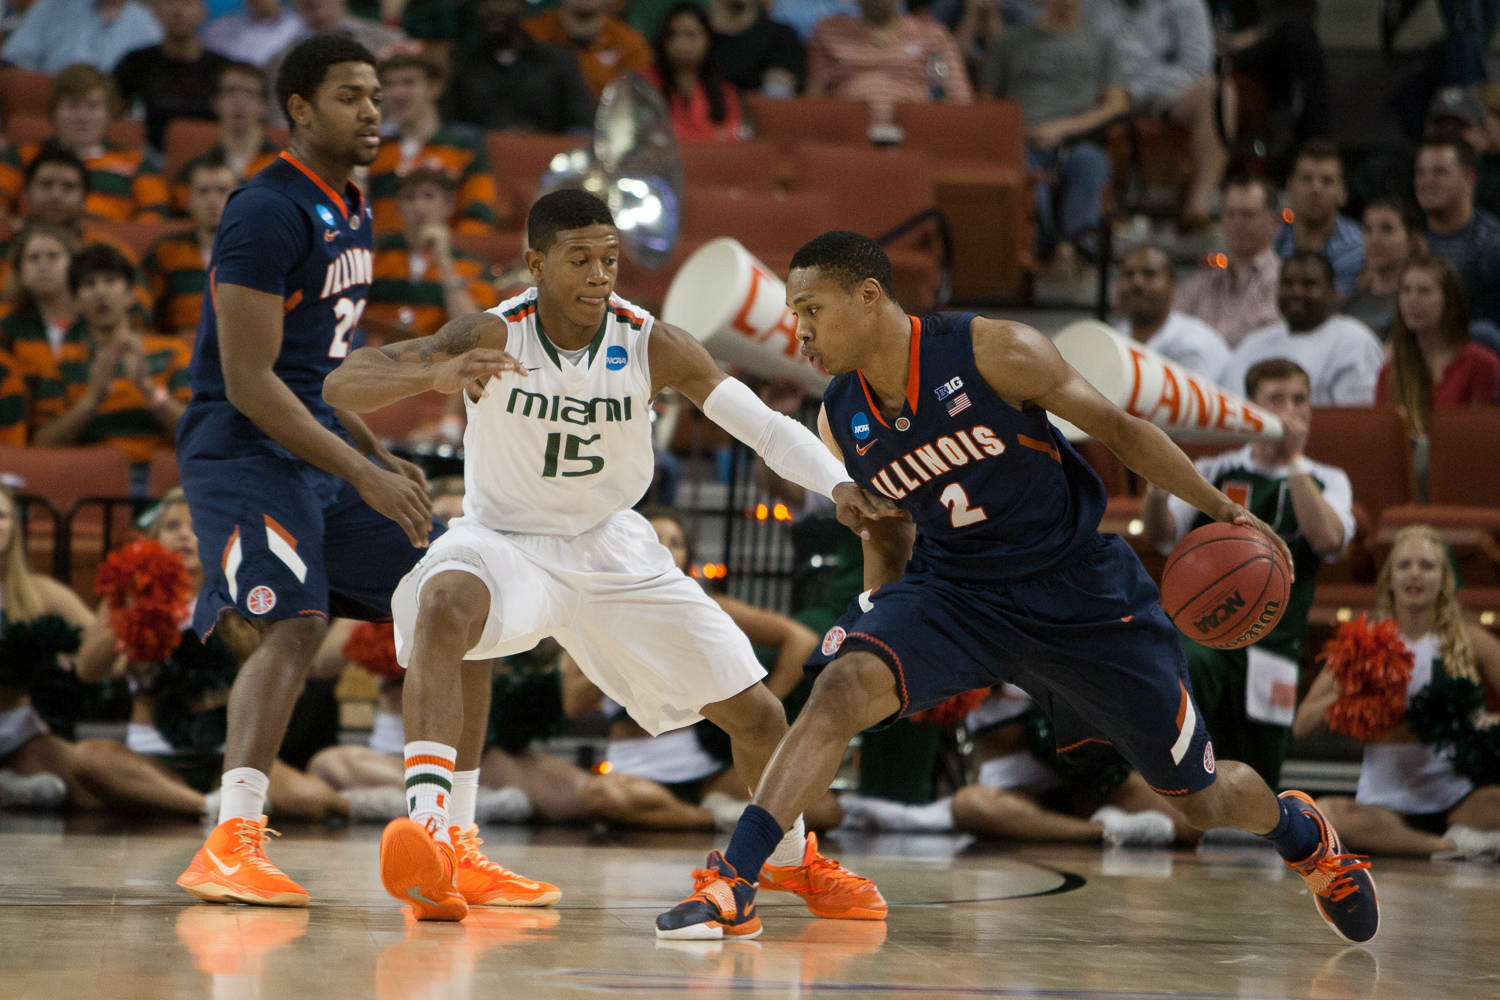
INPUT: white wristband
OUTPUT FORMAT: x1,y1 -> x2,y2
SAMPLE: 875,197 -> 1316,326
1288,456 -> 1311,476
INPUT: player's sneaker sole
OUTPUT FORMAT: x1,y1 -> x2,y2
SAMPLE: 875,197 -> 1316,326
379,819 -> 469,922
176,872 -> 310,908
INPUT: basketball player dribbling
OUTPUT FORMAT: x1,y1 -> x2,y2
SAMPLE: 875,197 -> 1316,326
657,231 -> 1381,945
324,191 -> 896,924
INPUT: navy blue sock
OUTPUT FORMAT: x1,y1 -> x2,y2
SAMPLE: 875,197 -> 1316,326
723,804 -> 785,884
1263,795 -> 1322,862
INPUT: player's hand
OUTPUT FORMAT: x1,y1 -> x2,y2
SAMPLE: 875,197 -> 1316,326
377,450 -> 429,495
355,465 -> 434,548
1225,505 -> 1296,583
832,481 -> 908,540
1277,412 -> 1310,464
431,349 -> 527,396
417,222 -> 453,263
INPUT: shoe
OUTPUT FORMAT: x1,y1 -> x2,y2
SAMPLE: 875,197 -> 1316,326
1436,824 -> 1500,861
656,851 -> 763,940
1279,791 -> 1379,943
450,825 -> 561,906
1092,805 -> 1175,848
177,815 -> 309,907
341,786 -> 407,823
758,832 -> 886,919
379,818 -> 469,921
0,769 -> 67,809
474,786 -> 533,824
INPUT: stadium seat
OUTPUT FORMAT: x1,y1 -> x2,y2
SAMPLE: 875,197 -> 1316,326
162,119 -> 224,180
892,100 -> 1033,303
1304,407 -> 1416,525
681,186 -> 838,277
789,143 -> 943,311
484,131 -> 588,229
744,96 -> 871,150
1427,408 -> 1500,505
147,450 -> 180,497
82,219 -> 174,264
0,444 -> 134,590
0,67 -> 54,120
679,139 -> 787,192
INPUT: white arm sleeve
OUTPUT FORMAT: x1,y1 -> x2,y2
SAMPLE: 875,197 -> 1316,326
701,377 -> 851,500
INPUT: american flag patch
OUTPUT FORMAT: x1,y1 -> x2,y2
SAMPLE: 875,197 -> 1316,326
945,392 -> 971,416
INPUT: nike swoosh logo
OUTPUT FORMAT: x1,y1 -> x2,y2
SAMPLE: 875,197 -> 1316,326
205,848 -> 240,877
855,440 -> 878,455
407,886 -> 443,907
526,366 -> 541,372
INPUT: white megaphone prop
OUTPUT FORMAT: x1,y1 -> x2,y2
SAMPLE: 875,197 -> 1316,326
1051,320 -> 1284,443
662,238 -> 830,395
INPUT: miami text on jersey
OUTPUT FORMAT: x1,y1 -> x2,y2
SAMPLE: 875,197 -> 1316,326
319,247 -> 374,299
506,387 -> 635,425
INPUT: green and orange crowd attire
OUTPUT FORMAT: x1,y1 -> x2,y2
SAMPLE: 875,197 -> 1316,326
367,233 -> 500,339
143,229 -> 210,338
366,127 -> 503,236
0,142 -> 170,223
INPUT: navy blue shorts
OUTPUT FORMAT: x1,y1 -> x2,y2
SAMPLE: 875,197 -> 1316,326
805,533 -> 1217,797
180,451 -> 440,638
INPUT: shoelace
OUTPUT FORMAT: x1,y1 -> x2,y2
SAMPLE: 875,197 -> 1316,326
456,830 -> 511,875
234,821 -> 286,876
1299,851 -> 1372,902
775,854 -> 874,894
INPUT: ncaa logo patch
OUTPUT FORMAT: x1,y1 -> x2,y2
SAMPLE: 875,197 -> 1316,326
246,585 -> 277,615
605,345 -> 628,370
821,626 -> 846,656
316,204 -> 337,227
1203,740 -> 1216,774
851,412 -> 871,440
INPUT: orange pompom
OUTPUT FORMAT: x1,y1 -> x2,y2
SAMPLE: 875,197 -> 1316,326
910,687 -> 993,727
1318,615 -> 1414,742
343,621 -> 402,680
95,539 -> 193,661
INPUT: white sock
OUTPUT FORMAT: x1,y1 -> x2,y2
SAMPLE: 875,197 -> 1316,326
839,794 -> 955,832
404,740 -> 456,846
450,769 -> 480,831
218,767 -> 269,824
767,814 -> 808,867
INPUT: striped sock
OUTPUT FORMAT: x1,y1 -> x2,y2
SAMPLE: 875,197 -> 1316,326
405,740 -> 457,846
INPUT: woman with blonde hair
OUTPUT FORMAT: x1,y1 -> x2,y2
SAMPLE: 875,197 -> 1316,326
1293,524 -> 1500,857
1376,252 -> 1500,440
0,484 -> 205,814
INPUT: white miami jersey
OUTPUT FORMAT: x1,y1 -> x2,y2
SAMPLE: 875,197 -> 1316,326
462,288 -> 656,536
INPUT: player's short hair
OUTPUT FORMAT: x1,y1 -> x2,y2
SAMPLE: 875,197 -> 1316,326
23,141 -> 90,195
275,35 -> 378,125
527,189 -> 616,252
1290,137 -> 1344,178
1362,194 -> 1423,235
1220,172 -> 1280,213
1244,358 -> 1311,399
68,243 -> 135,295
1282,248 -> 1335,285
1417,134 -> 1480,173
380,46 -> 446,87
48,63 -> 119,116
182,148 -> 234,188
788,231 -> 894,294
216,60 -> 267,97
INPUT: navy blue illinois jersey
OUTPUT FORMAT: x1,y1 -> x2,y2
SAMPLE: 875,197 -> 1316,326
822,312 -> 1106,583
183,151 -> 373,456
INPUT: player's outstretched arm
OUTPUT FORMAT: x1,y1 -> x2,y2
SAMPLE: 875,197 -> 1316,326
322,311 -> 525,413
650,321 -> 900,523
970,317 -> 1294,574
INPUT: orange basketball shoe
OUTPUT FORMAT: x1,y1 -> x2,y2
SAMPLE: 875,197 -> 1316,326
757,832 -> 887,920
177,815 -> 309,907
450,825 -> 562,906
379,818 -> 469,921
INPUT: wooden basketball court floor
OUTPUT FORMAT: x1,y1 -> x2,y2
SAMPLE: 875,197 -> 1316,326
2,815 -> 1496,999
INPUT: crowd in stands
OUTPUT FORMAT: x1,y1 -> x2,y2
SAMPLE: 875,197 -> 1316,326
2,1 -> 1500,861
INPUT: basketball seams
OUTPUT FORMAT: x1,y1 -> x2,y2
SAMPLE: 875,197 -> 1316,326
1161,523 -> 1290,648
1162,553 -> 1272,622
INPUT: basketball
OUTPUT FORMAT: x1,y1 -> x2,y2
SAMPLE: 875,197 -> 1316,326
1160,523 -> 1290,649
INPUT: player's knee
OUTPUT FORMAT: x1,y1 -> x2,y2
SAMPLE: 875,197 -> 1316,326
806,655 -> 891,730
260,614 -> 329,663
415,573 -> 490,647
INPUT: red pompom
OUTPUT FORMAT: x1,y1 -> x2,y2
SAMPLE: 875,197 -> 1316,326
910,687 -> 993,727
1318,615 -> 1414,742
96,539 -> 194,662
343,622 -> 403,680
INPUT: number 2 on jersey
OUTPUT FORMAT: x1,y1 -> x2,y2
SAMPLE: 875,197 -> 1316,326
328,297 -> 365,358
940,482 -> 988,526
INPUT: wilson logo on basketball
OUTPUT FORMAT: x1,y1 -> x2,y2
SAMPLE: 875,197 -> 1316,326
1193,590 -> 1247,633
1228,600 -> 1282,647
246,585 -> 277,615
1203,741 -> 1216,774
822,626 -> 846,656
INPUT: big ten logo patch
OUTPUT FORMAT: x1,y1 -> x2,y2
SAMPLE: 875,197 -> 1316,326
605,345 -> 628,370
246,585 -> 277,615
821,626 -> 846,656
934,376 -> 964,401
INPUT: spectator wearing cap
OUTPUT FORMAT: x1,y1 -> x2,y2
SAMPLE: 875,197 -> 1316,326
366,166 -> 500,342
1272,138 -> 1362,295
368,49 -> 503,236
203,0 -> 306,67
448,0 -> 596,134
1415,135 -> 1500,345
0,0 -> 162,73
1427,84 -> 1500,218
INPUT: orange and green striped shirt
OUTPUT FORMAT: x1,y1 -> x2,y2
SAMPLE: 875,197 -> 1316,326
0,347 -> 29,446
171,139 -> 281,215
366,125 -> 502,237
366,233 -> 500,339
17,327 -> 190,463
143,228 -> 209,337
0,141 -> 170,223
0,306 -> 89,439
